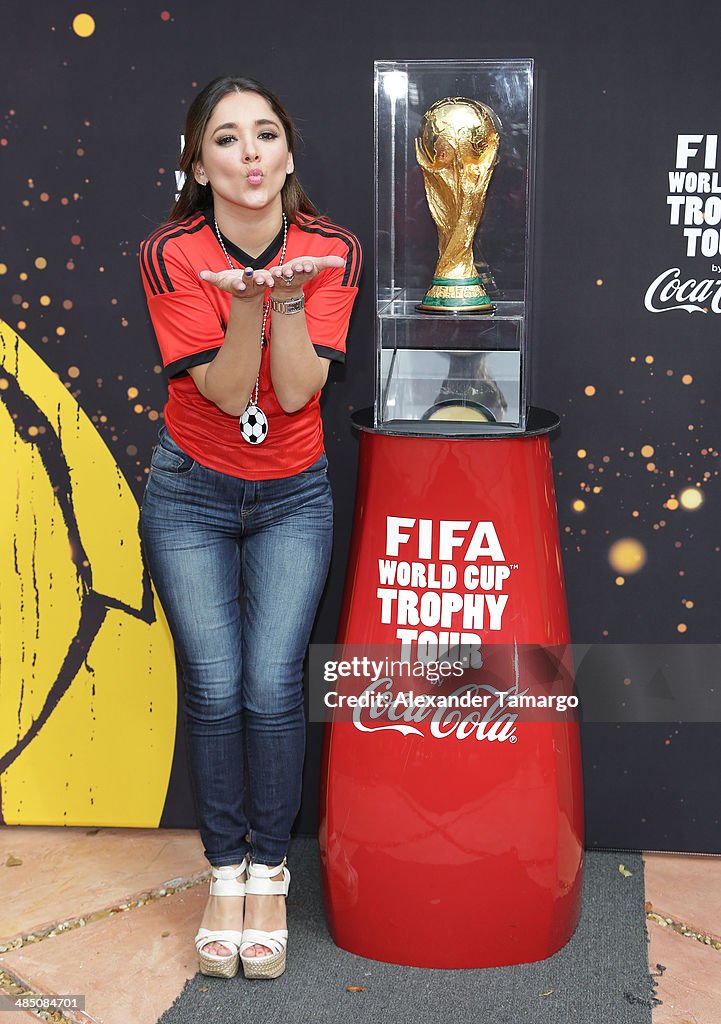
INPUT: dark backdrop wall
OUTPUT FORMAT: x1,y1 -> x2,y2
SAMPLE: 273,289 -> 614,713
2,0 -> 720,852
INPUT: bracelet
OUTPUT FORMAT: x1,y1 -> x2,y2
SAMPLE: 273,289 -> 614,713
270,293 -> 305,315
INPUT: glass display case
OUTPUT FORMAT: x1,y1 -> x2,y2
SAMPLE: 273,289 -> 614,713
374,60 -> 535,433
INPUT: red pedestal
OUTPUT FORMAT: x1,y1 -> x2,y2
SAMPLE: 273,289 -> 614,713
319,409 -> 584,968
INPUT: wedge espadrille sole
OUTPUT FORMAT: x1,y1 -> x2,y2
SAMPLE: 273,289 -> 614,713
198,950 -> 240,978
241,948 -> 286,979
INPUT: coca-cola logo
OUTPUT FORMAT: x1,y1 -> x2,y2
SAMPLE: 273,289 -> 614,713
351,676 -> 527,743
644,267 -> 721,314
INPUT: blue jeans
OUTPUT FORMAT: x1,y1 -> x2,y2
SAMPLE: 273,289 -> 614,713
140,426 -> 333,867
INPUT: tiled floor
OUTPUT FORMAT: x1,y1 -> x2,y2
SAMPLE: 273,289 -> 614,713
1,826 -> 719,1024
644,852 -> 721,1023
0,827 -> 208,1024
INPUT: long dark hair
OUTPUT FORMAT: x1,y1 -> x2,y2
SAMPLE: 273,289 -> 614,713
168,76 -> 319,225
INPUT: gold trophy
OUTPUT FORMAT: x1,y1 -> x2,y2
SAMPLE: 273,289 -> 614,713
415,97 -> 501,314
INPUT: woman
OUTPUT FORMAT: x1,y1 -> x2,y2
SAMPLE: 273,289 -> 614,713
139,76 -> 361,981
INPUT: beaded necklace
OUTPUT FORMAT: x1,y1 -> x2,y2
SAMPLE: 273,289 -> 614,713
213,213 -> 288,445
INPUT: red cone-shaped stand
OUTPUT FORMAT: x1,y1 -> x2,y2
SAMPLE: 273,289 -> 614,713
319,409 -> 583,968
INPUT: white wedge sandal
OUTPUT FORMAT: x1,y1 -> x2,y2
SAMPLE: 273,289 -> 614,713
194,858 -> 248,979
239,858 -> 291,979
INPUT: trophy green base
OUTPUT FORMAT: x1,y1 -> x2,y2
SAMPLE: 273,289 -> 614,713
416,276 -> 495,315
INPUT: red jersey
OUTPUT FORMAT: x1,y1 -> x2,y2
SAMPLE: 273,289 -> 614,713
139,209 -> 362,479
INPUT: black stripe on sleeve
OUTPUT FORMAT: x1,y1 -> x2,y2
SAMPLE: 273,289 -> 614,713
314,344 -> 345,363
164,347 -> 221,379
143,215 -> 208,295
296,220 -> 362,288
141,215 -> 198,296
139,239 -> 158,296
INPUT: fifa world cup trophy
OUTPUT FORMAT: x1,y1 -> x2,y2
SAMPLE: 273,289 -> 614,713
415,97 -> 501,314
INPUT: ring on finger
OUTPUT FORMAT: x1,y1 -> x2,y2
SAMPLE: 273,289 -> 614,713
282,270 -> 295,286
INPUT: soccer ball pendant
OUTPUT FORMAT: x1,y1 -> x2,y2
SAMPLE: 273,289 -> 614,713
239,405 -> 269,445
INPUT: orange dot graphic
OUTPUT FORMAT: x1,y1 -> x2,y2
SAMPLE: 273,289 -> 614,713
596,278 -> 603,286
640,444 -> 654,458
68,366 -> 80,378
72,13 -> 95,36
127,386 -> 139,399
645,355 -> 654,364
34,257 -> 47,269
161,10 -> 171,19
71,235 -> 81,245
679,487 -> 704,510
608,538 -> 647,575
666,498 -> 679,510
572,499 -> 586,512
681,374 -> 693,385
0,264 -> 7,274
677,623 -> 687,634
577,448 -> 587,458
584,386 -> 596,397
40,295 -> 51,307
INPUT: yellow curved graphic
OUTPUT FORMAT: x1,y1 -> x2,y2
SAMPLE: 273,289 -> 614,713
0,320 -> 177,826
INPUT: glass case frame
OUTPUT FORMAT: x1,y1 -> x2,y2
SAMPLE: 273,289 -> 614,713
373,59 -> 536,434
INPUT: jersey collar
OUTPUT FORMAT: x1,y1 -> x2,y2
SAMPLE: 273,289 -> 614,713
203,209 -> 286,269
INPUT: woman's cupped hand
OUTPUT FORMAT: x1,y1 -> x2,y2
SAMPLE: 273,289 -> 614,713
198,254 -> 345,297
